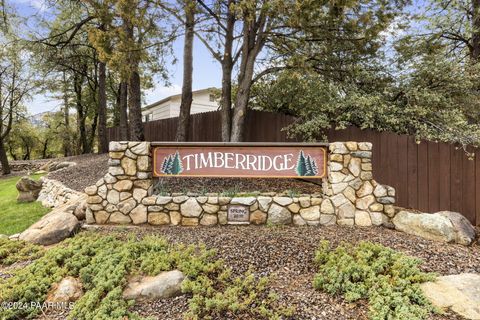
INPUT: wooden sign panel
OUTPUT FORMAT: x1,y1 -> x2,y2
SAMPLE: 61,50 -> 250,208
152,144 -> 326,178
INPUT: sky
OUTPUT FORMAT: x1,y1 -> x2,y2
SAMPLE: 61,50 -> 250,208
11,0 -> 223,115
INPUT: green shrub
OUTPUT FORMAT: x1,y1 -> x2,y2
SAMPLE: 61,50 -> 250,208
0,238 -> 44,266
0,233 -> 289,320
313,240 -> 436,320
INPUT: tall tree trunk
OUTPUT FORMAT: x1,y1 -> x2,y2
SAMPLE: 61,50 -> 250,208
230,14 -> 266,142
42,139 -> 49,159
74,72 -> 88,154
128,67 -> 144,141
221,1 -> 235,142
0,140 -> 10,175
89,107 -> 99,152
119,81 -> 129,140
176,2 -> 195,142
62,72 -> 71,157
98,60 -> 108,153
473,0 -> 480,61
125,19 -> 144,141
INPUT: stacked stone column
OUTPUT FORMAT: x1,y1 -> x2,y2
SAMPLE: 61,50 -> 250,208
85,142 -> 152,224
326,142 -> 395,226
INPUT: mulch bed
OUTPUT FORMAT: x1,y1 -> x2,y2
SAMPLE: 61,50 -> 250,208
44,153 -> 323,194
153,177 -> 323,195
61,224 -> 479,320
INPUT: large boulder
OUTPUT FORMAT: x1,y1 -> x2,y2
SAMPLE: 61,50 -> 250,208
19,207 -> 80,245
392,210 -> 476,245
46,276 -> 83,302
421,273 -> 480,320
16,176 -> 42,203
122,270 -> 185,301
437,211 -> 476,245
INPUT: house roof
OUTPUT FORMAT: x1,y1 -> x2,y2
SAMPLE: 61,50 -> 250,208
142,87 -> 218,111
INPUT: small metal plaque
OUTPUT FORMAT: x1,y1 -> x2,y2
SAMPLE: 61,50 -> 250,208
227,205 -> 250,224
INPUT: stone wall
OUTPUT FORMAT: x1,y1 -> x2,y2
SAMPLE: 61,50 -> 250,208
84,142 -> 152,224
326,142 -> 395,227
84,141 -> 396,227
38,177 -> 84,208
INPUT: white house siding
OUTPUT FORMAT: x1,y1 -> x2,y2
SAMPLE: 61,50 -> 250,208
142,90 -> 219,122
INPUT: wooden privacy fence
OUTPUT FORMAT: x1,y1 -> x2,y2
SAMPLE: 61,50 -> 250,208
107,110 -> 480,225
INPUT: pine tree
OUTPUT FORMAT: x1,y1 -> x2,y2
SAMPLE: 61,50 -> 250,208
296,150 -> 307,176
165,155 -> 174,174
311,158 -> 319,175
305,155 -> 314,176
171,151 -> 183,175
161,157 -> 168,173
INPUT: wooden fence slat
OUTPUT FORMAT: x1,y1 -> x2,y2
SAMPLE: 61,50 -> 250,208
428,142 -> 440,212
438,142 -> 451,210
476,150 -> 480,225
450,146 -> 463,213
397,135 -> 408,207
417,141 -> 429,212
462,147 -> 475,222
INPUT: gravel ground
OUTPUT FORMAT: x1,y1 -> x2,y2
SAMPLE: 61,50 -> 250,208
38,224 -> 475,320
47,154 -> 109,192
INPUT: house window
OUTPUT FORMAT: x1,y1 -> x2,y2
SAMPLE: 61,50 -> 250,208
143,113 -> 153,122
209,94 -> 215,102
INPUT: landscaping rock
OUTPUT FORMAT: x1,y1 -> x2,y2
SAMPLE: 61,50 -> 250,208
438,211 -> 476,245
19,207 -> 79,245
200,214 -> 218,226
148,212 -> 170,225
16,176 -> 42,202
250,210 -> 267,224
231,197 -> 256,206
267,203 -> 292,225
421,273 -> 480,320
355,210 -> 372,227
123,270 -> 185,301
299,206 -> 320,221
180,198 -> 203,217
392,210 -> 456,243
73,198 -> 87,220
47,276 -> 83,302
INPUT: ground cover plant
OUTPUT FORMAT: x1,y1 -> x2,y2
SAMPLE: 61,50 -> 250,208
313,241 -> 437,320
0,174 -> 50,235
0,232 -> 292,320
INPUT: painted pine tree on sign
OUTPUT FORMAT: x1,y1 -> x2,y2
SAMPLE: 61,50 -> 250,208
296,151 -> 319,176
161,151 -> 183,175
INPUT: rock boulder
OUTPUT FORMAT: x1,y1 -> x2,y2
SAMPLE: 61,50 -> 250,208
19,207 -> 80,245
392,210 -> 476,245
438,211 -> 476,245
16,176 -> 42,203
47,276 -> 83,302
123,270 -> 185,301
421,273 -> 480,320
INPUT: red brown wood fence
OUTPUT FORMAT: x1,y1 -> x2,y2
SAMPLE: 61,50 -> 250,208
107,110 -> 480,225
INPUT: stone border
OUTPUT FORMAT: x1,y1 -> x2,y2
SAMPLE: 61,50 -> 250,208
84,141 -> 397,227
38,177 -> 84,208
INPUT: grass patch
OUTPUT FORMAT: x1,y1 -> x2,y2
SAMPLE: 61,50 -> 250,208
0,232 -> 292,320
0,174 -> 50,235
313,241 -> 437,320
